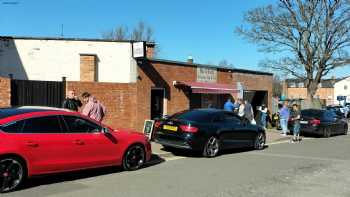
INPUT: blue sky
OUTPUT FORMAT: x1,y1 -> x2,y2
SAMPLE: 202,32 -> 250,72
0,0 -> 349,78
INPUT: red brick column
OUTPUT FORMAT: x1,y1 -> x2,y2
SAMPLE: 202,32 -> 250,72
0,77 -> 11,108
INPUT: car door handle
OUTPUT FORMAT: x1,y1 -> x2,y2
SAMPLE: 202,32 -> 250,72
73,140 -> 85,145
25,141 -> 39,147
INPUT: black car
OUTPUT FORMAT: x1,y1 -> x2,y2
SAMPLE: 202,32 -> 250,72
298,109 -> 348,137
154,109 -> 266,157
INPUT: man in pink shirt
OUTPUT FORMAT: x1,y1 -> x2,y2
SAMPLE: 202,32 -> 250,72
81,92 -> 106,122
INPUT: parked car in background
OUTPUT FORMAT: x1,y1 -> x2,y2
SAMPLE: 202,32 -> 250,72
0,107 -> 152,193
326,105 -> 349,118
297,109 -> 348,137
154,109 -> 266,158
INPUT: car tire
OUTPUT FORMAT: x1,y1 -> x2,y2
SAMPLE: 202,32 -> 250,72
323,127 -> 331,138
0,156 -> 26,193
254,132 -> 266,150
122,144 -> 145,171
202,136 -> 220,158
344,125 -> 348,135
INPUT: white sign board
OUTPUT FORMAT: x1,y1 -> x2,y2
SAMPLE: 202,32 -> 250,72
132,42 -> 145,58
197,67 -> 217,83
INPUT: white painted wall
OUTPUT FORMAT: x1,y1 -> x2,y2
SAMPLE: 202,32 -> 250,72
0,38 -> 137,83
334,77 -> 350,104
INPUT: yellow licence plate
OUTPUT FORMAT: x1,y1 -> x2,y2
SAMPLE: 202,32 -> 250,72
163,125 -> 178,131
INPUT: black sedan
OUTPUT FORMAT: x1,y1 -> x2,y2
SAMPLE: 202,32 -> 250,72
153,109 -> 266,157
298,109 -> 348,137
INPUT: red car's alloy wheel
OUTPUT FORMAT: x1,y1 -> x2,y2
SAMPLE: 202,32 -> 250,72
0,158 -> 25,193
123,145 -> 145,171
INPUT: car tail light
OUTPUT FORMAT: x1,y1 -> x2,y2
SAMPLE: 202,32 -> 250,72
154,121 -> 161,128
180,125 -> 198,133
310,119 -> 321,126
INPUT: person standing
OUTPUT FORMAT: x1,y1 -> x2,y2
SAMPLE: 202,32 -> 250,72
62,90 -> 82,111
233,99 -> 240,114
244,100 -> 255,124
279,102 -> 290,136
223,98 -> 235,112
238,99 -> 245,117
290,104 -> 301,143
81,92 -> 106,122
259,104 -> 268,129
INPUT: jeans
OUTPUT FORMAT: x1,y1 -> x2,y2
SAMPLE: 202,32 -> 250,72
293,122 -> 300,136
280,118 -> 288,134
261,113 -> 267,128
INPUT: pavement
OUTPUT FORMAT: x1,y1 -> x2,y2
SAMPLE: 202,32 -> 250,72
4,132 -> 350,197
151,128 -> 291,158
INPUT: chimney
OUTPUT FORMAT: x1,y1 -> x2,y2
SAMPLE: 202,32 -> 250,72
146,43 -> 155,58
187,56 -> 194,64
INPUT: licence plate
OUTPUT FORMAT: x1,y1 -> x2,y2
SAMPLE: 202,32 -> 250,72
163,125 -> 178,131
300,121 -> 308,124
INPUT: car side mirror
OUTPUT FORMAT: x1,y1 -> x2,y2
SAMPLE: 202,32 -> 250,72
101,127 -> 110,134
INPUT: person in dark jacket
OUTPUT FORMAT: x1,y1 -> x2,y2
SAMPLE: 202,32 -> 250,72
62,90 -> 82,111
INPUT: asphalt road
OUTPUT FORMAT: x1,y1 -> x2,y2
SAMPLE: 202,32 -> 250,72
4,134 -> 350,197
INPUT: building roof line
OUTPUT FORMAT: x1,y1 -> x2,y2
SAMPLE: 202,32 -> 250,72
148,58 -> 273,76
0,36 -> 156,46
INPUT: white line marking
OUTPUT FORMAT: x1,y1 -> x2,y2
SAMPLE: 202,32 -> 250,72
247,152 -> 350,162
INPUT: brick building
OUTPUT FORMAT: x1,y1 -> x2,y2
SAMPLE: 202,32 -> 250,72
283,78 -> 344,105
0,36 -> 273,131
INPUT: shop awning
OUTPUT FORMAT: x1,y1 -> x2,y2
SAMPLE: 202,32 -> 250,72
173,81 -> 239,94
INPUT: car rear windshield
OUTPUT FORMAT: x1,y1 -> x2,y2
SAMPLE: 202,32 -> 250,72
170,110 -> 213,122
301,110 -> 324,118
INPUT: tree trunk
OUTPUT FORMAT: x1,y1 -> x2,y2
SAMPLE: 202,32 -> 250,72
306,82 -> 320,109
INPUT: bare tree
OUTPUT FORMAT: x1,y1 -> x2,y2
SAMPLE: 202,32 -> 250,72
218,59 -> 235,68
102,25 -> 129,40
103,21 -> 155,42
272,75 -> 283,97
236,0 -> 350,103
102,21 -> 158,56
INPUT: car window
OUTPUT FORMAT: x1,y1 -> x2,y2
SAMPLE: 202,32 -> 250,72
301,110 -> 324,118
62,116 -> 101,133
223,113 -> 241,124
171,110 -> 213,122
0,120 -> 25,133
22,116 -> 62,133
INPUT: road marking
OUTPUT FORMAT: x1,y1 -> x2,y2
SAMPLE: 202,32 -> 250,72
247,152 -> 350,163
164,156 -> 187,161
266,137 -> 313,146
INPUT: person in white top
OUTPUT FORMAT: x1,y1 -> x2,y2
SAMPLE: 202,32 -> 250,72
258,104 -> 268,129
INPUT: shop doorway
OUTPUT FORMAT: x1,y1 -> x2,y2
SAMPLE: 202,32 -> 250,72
244,90 -> 268,113
151,88 -> 165,119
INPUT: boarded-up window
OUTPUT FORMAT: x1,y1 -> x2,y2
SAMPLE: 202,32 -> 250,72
80,54 -> 97,82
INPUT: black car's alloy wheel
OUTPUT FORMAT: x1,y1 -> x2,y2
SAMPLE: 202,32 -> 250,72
0,158 -> 25,193
323,127 -> 331,138
344,125 -> 348,135
254,133 -> 266,150
122,145 -> 145,171
203,136 -> 220,157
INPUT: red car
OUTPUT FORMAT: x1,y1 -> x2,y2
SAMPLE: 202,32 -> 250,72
0,107 -> 152,192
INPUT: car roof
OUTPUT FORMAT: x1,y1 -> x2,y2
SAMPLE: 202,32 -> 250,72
190,108 -> 226,113
0,106 -> 71,120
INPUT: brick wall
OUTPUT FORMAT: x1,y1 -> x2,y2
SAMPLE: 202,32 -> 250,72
230,72 -> 273,110
136,61 -> 273,130
66,81 -> 138,130
0,77 -> 11,108
80,55 -> 97,82
136,61 -> 195,130
287,87 -> 334,105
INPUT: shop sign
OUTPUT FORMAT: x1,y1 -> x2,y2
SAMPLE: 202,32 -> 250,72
197,67 -> 217,83
143,120 -> 155,140
132,42 -> 145,58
